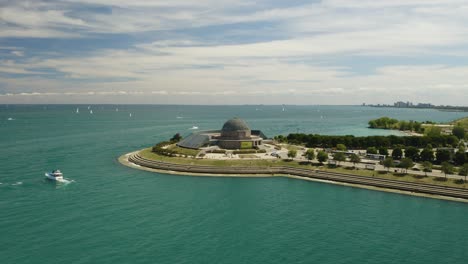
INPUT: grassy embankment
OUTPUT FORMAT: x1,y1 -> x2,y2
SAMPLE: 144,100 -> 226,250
165,144 -> 200,156
451,117 -> 468,129
139,148 -> 465,188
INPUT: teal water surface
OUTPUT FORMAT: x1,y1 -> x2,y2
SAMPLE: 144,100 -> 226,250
0,105 -> 467,264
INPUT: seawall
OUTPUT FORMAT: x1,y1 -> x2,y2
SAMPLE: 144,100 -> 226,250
119,151 -> 468,202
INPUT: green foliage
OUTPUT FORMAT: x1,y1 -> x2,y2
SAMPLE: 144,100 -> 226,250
286,133 -> 458,149
305,149 -> 315,161
333,152 -> 346,164
452,126 -> 465,140
287,149 -> 297,159
425,126 -> 442,136
454,151 -> 467,166
441,162 -> 454,177
317,150 -> 328,163
383,157 -> 394,172
152,141 -> 176,156
422,161 -> 432,176
399,158 -> 414,173
392,148 -> 403,160
336,144 -> 347,151
404,146 -> 420,161
233,149 -> 266,154
458,163 -> 468,177
379,147 -> 389,156
274,135 -> 287,143
170,133 -> 182,142
368,117 -> 424,132
436,149 -> 451,164
368,117 -> 399,129
349,153 -> 361,166
367,147 -> 378,154
206,149 -> 227,154
419,148 -> 434,162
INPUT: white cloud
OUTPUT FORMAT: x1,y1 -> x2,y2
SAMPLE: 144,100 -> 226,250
2,1 -> 468,104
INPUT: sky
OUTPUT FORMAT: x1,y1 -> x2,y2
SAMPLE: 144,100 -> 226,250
1,0 -> 468,105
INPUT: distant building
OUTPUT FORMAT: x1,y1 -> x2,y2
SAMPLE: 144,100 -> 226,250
177,118 -> 267,150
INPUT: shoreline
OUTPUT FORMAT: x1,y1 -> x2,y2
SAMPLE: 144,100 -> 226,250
119,150 -> 468,203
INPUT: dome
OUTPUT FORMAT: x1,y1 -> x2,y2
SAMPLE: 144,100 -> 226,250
221,118 -> 250,132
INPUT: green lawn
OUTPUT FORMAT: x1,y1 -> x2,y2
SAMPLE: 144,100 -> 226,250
138,148 -> 466,188
166,144 -> 200,156
451,117 -> 468,129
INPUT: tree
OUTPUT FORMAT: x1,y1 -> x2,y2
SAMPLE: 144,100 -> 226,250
454,151 -> 467,166
383,157 -> 394,172
392,148 -> 403,160
419,148 -> 434,162
336,144 -> 347,151
426,126 -> 442,136
349,154 -> 361,168
440,161 -> 454,178
458,163 -> 468,182
379,147 -> 389,156
317,150 -> 328,164
170,133 -> 182,142
436,149 -> 451,164
422,161 -> 432,176
404,146 -> 420,161
305,149 -> 315,163
452,126 -> 465,140
287,149 -> 297,160
367,147 -> 378,154
333,152 -> 346,165
399,158 -> 414,173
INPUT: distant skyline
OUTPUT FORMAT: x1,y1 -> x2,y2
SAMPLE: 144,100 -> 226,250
1,0 -> 468,105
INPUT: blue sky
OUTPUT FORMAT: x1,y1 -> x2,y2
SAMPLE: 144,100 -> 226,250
1,0 -> 468,105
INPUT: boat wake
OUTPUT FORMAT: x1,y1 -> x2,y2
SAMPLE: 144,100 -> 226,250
55,178 -> 75,184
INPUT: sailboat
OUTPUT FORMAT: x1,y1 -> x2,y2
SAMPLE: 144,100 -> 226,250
129,113 -> 132,117
282,104 -> 285,112
90,110 -> 93,114
76,108 -> 79,114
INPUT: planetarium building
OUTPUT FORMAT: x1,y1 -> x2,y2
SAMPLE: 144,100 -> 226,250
177,118 -> 267,150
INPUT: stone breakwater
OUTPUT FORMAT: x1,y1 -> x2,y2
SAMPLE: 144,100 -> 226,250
121,151 -> 468,201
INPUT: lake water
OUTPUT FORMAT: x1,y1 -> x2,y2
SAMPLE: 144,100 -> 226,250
0,105 -> 467,264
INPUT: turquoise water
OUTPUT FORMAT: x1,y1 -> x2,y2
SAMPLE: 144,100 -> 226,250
0,105 -> 467,264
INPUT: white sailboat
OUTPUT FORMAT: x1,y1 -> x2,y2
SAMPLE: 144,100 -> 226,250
90,110 -> 93,114
76,108 -> 79,114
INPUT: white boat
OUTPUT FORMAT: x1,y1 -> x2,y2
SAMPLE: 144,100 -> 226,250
45,170 -> 64,181
90,110 -> 93,114
76,108 -> 79,114
190,126 -> 199,130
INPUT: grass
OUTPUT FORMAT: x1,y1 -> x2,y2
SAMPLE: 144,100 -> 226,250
239,154 -> 259,159
166,144 -> 200,156
138,148 -> 467,188
450,116 -> 468,129
283,144 -> 303,152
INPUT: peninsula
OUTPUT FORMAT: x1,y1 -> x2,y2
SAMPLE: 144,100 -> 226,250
120,118 -> 468,202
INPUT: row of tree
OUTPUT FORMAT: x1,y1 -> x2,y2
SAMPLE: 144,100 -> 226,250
368,117 -> 425,133
289,148 -> 468,180
281,133 -> 459,149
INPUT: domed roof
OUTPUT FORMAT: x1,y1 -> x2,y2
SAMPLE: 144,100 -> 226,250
221,117 -> 250,132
